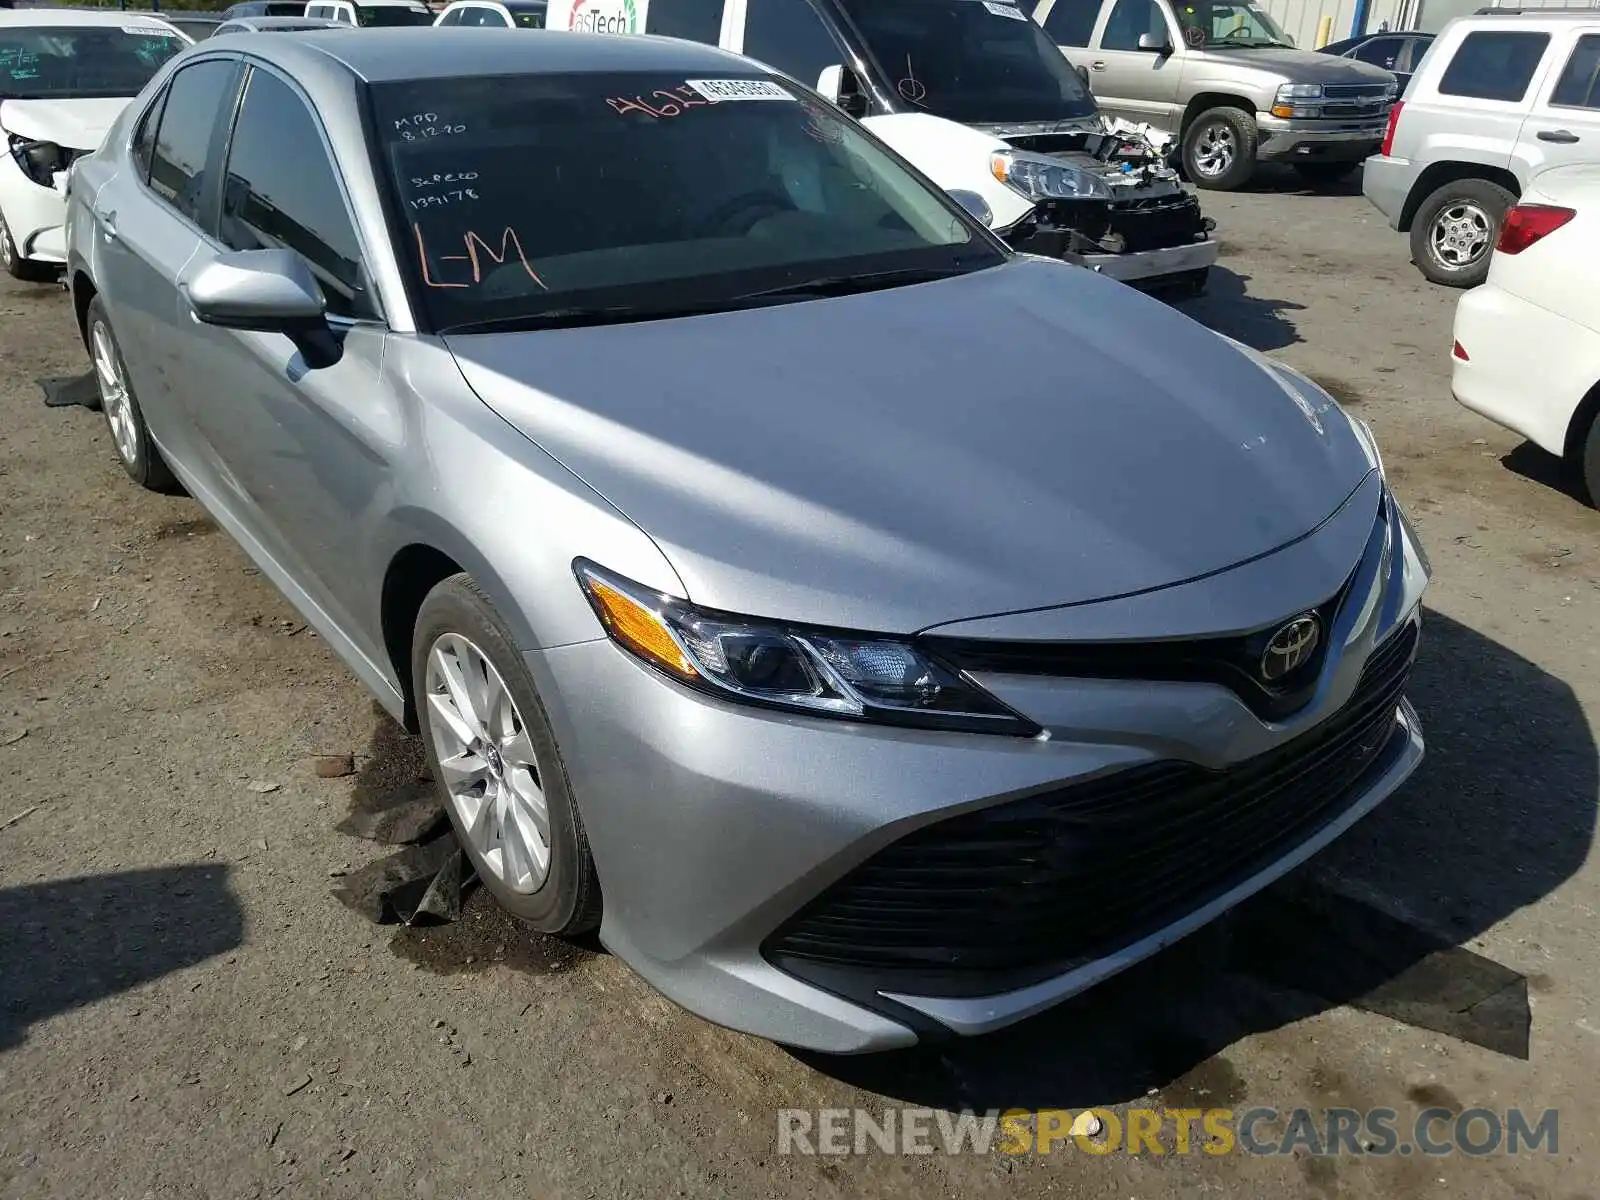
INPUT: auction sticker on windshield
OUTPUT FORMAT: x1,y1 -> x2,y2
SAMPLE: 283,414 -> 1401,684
684,79 -> 794,102
123,25 -> 180,34
981,1 -> 1028,19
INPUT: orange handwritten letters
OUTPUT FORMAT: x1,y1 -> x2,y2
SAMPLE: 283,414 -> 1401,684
414,223 -> 546,291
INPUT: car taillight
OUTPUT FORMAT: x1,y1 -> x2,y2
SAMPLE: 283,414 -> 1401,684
1380,101 -> 1403,157
1495,204 -> 1576,255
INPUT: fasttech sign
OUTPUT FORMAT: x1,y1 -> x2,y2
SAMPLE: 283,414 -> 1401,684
565,0 -> 641,34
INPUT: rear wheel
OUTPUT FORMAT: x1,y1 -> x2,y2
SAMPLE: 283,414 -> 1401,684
1182,106 -> 1258,191
0,209 -> 59,283
87,297 -> 181,492
1581,413 -> 1600,510
1409,178 -> 1514,288
411,573 -> 601,935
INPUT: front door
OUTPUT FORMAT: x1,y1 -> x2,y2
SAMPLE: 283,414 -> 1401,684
1087,0 -> 1182,125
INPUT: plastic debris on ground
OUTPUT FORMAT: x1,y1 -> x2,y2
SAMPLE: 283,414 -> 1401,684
38,371 -> 100,409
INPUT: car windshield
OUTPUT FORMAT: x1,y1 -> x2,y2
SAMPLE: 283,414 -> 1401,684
837,0 -> 1095,125
370,70 -> 999,334
0,25 -> 186,100
1173,0 -> 1293,49
358,5 -> 435,24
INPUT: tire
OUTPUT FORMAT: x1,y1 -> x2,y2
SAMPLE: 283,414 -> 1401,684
1409,178 -> 1514,289
0,208 -> 60,283
1581,413 -> 1600,510
1182,106 -> 1258,191
86,296 -> 181,493
1293,161 -> 1359,189
411,573 -> 601,936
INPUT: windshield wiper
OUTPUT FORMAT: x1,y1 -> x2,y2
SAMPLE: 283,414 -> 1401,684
729,264 -> 981,303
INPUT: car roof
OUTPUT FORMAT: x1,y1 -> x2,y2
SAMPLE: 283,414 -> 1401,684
227,15 -> 345,27
0,8 -> 180,27
1469,6 -> 1600,16
223,26 -> 754,83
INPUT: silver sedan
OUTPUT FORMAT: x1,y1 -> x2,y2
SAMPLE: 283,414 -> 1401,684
64,28 -> 1429,1053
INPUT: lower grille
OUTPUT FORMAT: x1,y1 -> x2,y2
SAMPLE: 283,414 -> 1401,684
765,620 -> 1419,999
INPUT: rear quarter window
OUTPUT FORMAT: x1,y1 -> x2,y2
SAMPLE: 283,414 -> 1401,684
1437,29 -> 1550,103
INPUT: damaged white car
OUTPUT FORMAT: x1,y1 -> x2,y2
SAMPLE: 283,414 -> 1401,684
0,9 -> 188,280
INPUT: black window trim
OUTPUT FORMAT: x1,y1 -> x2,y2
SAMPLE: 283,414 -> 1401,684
214,57 -> 388,326
1437,28 -> 1552,103
136,54 -> 247,241
735,0 -> 899,116
1547,32 -> 1600,111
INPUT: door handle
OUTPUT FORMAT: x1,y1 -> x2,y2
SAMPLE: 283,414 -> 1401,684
96,208 -> 118,242
1090,60 -> 1108,69
1537,129 -> 1580,143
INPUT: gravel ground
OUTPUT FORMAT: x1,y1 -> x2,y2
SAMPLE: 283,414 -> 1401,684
1,172 -> 1597,1199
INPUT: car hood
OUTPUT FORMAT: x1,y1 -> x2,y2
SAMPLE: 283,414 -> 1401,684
0,97 -> 134,150
446,258 -> 1371,633
1192,47 -> 1394,85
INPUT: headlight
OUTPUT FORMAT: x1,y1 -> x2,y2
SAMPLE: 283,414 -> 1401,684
989,150 -> 1112,203
7,134 -> 70,189
574,560 -> 1039,736
1275,83 -> 1324,101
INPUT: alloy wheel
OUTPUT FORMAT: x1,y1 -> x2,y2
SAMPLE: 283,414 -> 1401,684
0,215 -> 15,270
1429,201 -> 1492,270
424,632 -> 552,893
91,320 -> 139,466
1193,122 -> 1236,178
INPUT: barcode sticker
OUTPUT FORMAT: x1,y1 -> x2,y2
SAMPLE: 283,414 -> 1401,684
982,1 -> 1027,18
684,78 -> 795,103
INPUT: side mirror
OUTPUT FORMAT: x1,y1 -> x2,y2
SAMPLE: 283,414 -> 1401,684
1138,31 -> 1173,54
181,249 -> 341,368
816,62 -> 869,118
946,189 -> 993,226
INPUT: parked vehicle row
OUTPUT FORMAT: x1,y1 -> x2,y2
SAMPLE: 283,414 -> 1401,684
49,25 -> 1427,1053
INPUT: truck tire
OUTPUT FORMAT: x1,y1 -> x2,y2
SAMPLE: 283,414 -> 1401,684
1409,177 -> 1514,288
1182,106 -> 1258,191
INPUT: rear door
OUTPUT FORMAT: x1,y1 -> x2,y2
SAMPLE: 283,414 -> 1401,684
91,56 -> 242,471
1519,27 -> 1600,176
1419,26 -> 1557,176
1086,0 -> 1181,124
1028,0 -> 1102,75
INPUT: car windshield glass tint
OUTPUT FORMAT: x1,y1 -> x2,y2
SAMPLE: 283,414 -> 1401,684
837,0 -> 1096,124
358,5 -> 434,23
1173,0 -> 1292,48
0,26 -> 186,100
368,71 -> 996,333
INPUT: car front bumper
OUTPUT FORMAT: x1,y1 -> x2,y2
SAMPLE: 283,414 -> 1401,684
0,155 -> 68,265
524,478 -> 1430,1054
1072,236 -> 1219,284
1256,116 -> 1389,165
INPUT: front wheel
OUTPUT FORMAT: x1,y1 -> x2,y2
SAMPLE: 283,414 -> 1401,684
1409,178 -> 1514,288
1580,412 -> 1600,510
411,573 -> 601,935
1182,106 -> 1258,191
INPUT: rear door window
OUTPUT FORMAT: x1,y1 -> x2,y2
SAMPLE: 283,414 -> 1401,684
1353,36 -> 1402,70
1028,0 -> 1099,48
1549,33 -> 1600,108
1437,29 -> 1550,103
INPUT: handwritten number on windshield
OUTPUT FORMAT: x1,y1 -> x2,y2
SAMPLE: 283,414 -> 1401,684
605,84 -> 713,120
414,223 -> 546,291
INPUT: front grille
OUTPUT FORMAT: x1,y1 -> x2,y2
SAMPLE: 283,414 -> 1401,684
1324,83 -> 1391,98
925,565 -> 1355,723
1103,190 -> 1209,252
1321,102 -> 1388,119
765,620 -> 1419,999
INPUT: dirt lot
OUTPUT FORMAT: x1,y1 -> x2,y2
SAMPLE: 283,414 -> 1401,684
2,173 -> 1598,1200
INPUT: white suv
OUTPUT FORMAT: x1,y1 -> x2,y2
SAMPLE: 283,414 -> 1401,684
1363,8 -> 1600,288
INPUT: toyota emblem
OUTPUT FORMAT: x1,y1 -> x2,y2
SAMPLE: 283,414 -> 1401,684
1260,614 -> 1321,682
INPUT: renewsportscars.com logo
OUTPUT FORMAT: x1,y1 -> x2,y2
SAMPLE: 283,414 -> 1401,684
567,0 -> 638,33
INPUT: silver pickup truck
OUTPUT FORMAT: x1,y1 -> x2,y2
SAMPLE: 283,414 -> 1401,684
1028,0 -> 1398,190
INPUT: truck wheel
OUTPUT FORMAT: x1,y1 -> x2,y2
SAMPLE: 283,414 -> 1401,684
1182,107 -> 1258,191
1409,178 -> 1514,288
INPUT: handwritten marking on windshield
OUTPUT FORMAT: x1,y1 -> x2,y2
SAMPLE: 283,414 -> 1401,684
897,55 -> 927,107
409,190 -> 479,210
411,171 -> 480,188
400,123 -> 467,142
605,84 -> 714,119
414,223 -> 546,291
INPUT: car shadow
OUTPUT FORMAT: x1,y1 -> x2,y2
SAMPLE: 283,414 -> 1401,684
790,608 -> 1595,1109
1237,162 -> 1369,197
1178,265 -> 1306,352
0,864 -> 244,1051
1500,442 -> 1593,508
